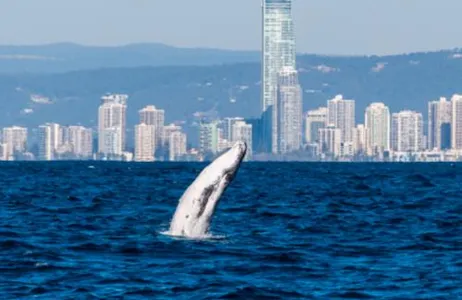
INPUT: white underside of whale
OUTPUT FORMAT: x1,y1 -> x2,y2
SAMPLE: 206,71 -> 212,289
168,142 -> 247,238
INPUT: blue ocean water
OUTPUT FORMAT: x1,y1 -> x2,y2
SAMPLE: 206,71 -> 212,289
0,162 -> 461,299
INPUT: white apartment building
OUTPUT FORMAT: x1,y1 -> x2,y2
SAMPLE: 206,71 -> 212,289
353,124 -> 368,155
134,123 -> 155,162
305,107 -> 327,144
451,94 -> 462,150
391,110 -> 423,152
139,105 -> 165,150
169,131 -> 187,161
428,97 -> 452,150
327,95 -> 355,144
365,102 -> 390,155
38,125 -> 52,160
100,127 -> 122,156
319,125 -> 342,157
67,126 -> 93,158
2,126 -> 27,160
98,94 -> 127,155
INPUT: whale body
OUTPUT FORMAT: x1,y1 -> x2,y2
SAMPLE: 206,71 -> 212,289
168,141 -> 247,238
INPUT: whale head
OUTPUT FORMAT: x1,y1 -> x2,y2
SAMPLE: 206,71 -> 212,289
169,141 -> 247,238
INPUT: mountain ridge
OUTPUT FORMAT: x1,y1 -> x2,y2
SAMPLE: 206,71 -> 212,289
1,43 -> 462,74
1,45 -> 462,146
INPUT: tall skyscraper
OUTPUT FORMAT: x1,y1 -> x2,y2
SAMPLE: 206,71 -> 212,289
2,126 -> 27,161
276,67 -> 302,153
262,0 -> 296,153
365,102 -> 390,155
139,105 -> 165,150
327,95 -> 355,144
98,94 -> 127,156
451,94 -> 462,150
134,123 -> 155,162
305,107 -> 327,144
428,97 -> 452,150
391,111 -> 423,152
232,120 -> 253,160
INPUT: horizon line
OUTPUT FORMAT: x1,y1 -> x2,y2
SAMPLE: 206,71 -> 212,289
0,41 -> 461,58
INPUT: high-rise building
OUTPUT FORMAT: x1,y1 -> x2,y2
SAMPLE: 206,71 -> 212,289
391,111 -> 423,152
44,123 -> 62,154
353,124 -> 368,155
365,103 -> 390,155
134,123 -> 155,162
305,107 -> 327,144
319,125 -> 342,157
2,126 -> 27,160
0,144 -> 7,161
262,0 -> 296,153
276,67 -> 302,154
38,125 -> 52,161
451,94 -> 462,150
169,131 -> 187,161
199,121 -> 219,156
66,126 -> 93,158
428,97 -> 452,150
98,94 -> 127,156
327,95 -> 355,144
162,124 -> 183,159
139,105 -> 165,150
100,127 -> 122,156
232,120 -> 253,160
37,123 -> 63,160
222,117 -> 244,142
101,94 -> 127,105
217,128 -> 234,153
50,123 -> 62,152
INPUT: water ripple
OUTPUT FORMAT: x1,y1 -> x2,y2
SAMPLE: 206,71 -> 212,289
0,162 -> 461,299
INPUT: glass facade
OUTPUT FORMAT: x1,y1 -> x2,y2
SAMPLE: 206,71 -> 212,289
262,0 -> 296,153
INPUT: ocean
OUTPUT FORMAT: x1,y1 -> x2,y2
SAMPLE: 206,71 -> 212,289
0,162 -> 461,299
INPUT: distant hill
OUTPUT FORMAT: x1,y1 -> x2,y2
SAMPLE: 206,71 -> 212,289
1,46 -> 462,146
0,43 -> 260,73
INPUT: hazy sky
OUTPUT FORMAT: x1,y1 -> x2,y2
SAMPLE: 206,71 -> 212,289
2,0 -> 462,55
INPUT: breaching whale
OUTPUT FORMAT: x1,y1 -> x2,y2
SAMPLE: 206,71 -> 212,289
168,141 -> 247,238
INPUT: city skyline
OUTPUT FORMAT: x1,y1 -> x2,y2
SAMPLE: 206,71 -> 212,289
2,0 -> 462,162
3,90 -> 462,162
